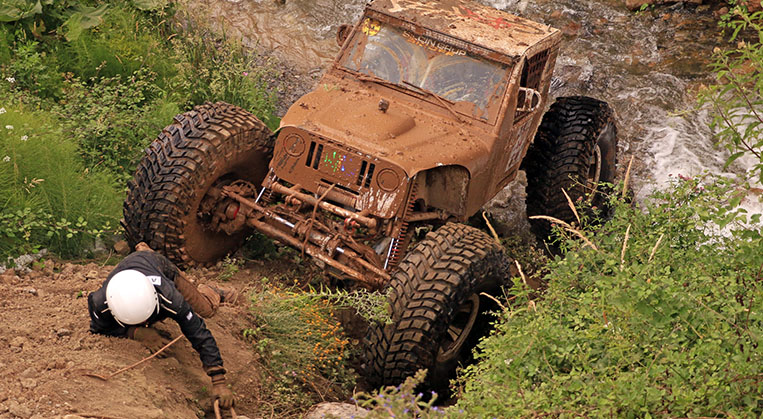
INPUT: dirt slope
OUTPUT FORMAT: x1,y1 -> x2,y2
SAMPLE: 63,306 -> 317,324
0,258 -> 295,419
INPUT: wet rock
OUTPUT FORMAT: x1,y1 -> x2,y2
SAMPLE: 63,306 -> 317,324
113,240 -> 130,256
305,402 -> 368,419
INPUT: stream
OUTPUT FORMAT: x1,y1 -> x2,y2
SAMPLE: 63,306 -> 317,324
192,0 -> 760,210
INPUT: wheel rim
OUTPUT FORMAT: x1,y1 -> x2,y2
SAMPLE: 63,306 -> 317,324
586,144 -> 602,197
436,293 -> 480,363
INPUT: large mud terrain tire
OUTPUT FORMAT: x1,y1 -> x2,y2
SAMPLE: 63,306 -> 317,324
122,102 -> 273,268
363,223 -> 511,391
524,96 -> 617,240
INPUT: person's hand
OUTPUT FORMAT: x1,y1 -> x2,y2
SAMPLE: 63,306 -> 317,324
211,374 -> 235,409
135,242 -> 153,252
129,327 -> 169,355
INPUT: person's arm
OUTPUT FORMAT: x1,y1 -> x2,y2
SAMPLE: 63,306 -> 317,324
157,281 -> 235,407
87,290 -> 129,337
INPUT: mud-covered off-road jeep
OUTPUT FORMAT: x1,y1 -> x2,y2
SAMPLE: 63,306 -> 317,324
124,0 -> 617,389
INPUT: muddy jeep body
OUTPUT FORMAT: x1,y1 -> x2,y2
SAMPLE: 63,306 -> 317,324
251,0 -> 560,286
125,0 -> 617,390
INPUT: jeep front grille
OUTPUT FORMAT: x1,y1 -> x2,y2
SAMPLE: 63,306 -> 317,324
305,140 -> 376,190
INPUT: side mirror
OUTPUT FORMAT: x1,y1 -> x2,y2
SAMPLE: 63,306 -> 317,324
336,24 -> 351,47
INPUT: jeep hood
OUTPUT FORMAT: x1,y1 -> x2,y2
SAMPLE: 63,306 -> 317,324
278,78 -> 492,178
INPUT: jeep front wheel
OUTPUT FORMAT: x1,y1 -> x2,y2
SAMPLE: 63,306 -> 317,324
523,96 -> 618,240
363,223 -> 511,391
122,102 -> 274,268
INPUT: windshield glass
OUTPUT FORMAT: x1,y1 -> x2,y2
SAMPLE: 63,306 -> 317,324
340,18 -> 510,122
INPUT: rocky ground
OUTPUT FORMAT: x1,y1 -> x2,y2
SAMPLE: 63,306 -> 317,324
0,255 -> 318,419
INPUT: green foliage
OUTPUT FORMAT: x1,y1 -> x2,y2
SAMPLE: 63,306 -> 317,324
700,6 -> 763,182
57,68 -> 179,180
0,103 -> 121,259
0,0 -> 108,41
246,279 -> 355,411
454,177 -> 763,417
171,31 -> 279,129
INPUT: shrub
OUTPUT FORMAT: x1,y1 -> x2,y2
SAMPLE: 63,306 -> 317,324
57,68 -> 179,180
453,177 -> 763,417
0,102 -> 121,259
245,279 -> 355,411
700,6 -> 763,182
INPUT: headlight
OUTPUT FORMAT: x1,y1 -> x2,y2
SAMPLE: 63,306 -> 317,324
376,168 -> 400,192
283,133 -> 306,157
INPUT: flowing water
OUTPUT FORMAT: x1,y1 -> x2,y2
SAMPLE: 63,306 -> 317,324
193,0 -> 761,209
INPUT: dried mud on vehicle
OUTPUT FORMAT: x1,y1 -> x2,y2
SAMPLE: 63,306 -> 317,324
123,0 -> 618,391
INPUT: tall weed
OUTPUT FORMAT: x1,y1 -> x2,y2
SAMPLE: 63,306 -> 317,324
0,102 -> 121,258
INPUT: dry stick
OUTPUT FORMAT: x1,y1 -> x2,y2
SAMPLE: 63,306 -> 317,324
528,215 -> 598,250
480,292 -> 507,312
213,400 -> 238,419
620,224 -> 631,271
648,234 -> 664,263
561,188 -> 581,226
482,210 -> 501,244
622,155 -> 635,200
515,260 -> 528,286
84,335 -> 183,381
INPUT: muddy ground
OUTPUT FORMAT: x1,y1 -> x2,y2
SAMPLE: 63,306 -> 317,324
0,255 -> 329,419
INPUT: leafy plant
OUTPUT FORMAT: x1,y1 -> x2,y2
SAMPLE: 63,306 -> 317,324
454,176 -> 763,417
700,6 -> 763,182
354,370 -> 447,418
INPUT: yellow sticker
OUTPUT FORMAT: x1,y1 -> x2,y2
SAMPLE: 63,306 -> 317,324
361,18 -> 381,36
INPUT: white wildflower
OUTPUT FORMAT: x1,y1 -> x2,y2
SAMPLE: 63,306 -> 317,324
2,156 -> 10,162
21,135 -> 28,141
5,77 -> 14,83
5,125 -> 12,130
0,108 -> 5,114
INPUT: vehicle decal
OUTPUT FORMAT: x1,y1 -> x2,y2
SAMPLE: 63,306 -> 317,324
362,18 -> 381,36
402,31 -> 466,57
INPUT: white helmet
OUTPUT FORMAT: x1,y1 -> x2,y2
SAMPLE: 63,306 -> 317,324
106,269 -> 159,325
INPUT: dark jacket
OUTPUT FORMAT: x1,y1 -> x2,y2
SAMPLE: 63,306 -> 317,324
87,251 -> 224,371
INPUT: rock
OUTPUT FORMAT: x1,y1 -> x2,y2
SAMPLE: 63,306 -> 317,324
85,270 -> 99,280
20,367 -> 36,378
43,259 -> 54,273
549,10 -> 562,19
305,402 -> 368,419
561,21 -> 581,37
20,378 -> 36,389
62,416 -> 88,419
55,329 -> 72,338
113,240 -> 130,256
625,0 -> 652,10
7,401 -> 31,419
21,288 -> 37,296
1,269 -> 16,278
10,337 -> 27,350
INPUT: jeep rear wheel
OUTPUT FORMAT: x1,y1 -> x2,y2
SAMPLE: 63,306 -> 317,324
363,223 -> 511,392
122,102 -> 273,268
523,96 -> 617,240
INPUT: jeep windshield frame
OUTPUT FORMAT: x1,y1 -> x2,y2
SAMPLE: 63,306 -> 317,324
338,17 -> 511,124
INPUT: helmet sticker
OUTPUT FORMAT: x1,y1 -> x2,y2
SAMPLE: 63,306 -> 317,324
147,275 -> 161,286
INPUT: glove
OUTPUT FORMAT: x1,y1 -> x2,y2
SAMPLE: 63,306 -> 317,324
211,373 -> 235,409
128,326 -> 169,355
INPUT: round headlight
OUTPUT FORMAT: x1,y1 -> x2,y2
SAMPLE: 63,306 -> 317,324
283,133 -> 306,157
377,168 -> 400,192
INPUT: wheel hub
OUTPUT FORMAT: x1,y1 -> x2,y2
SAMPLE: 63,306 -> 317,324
436,293 -> 480,363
